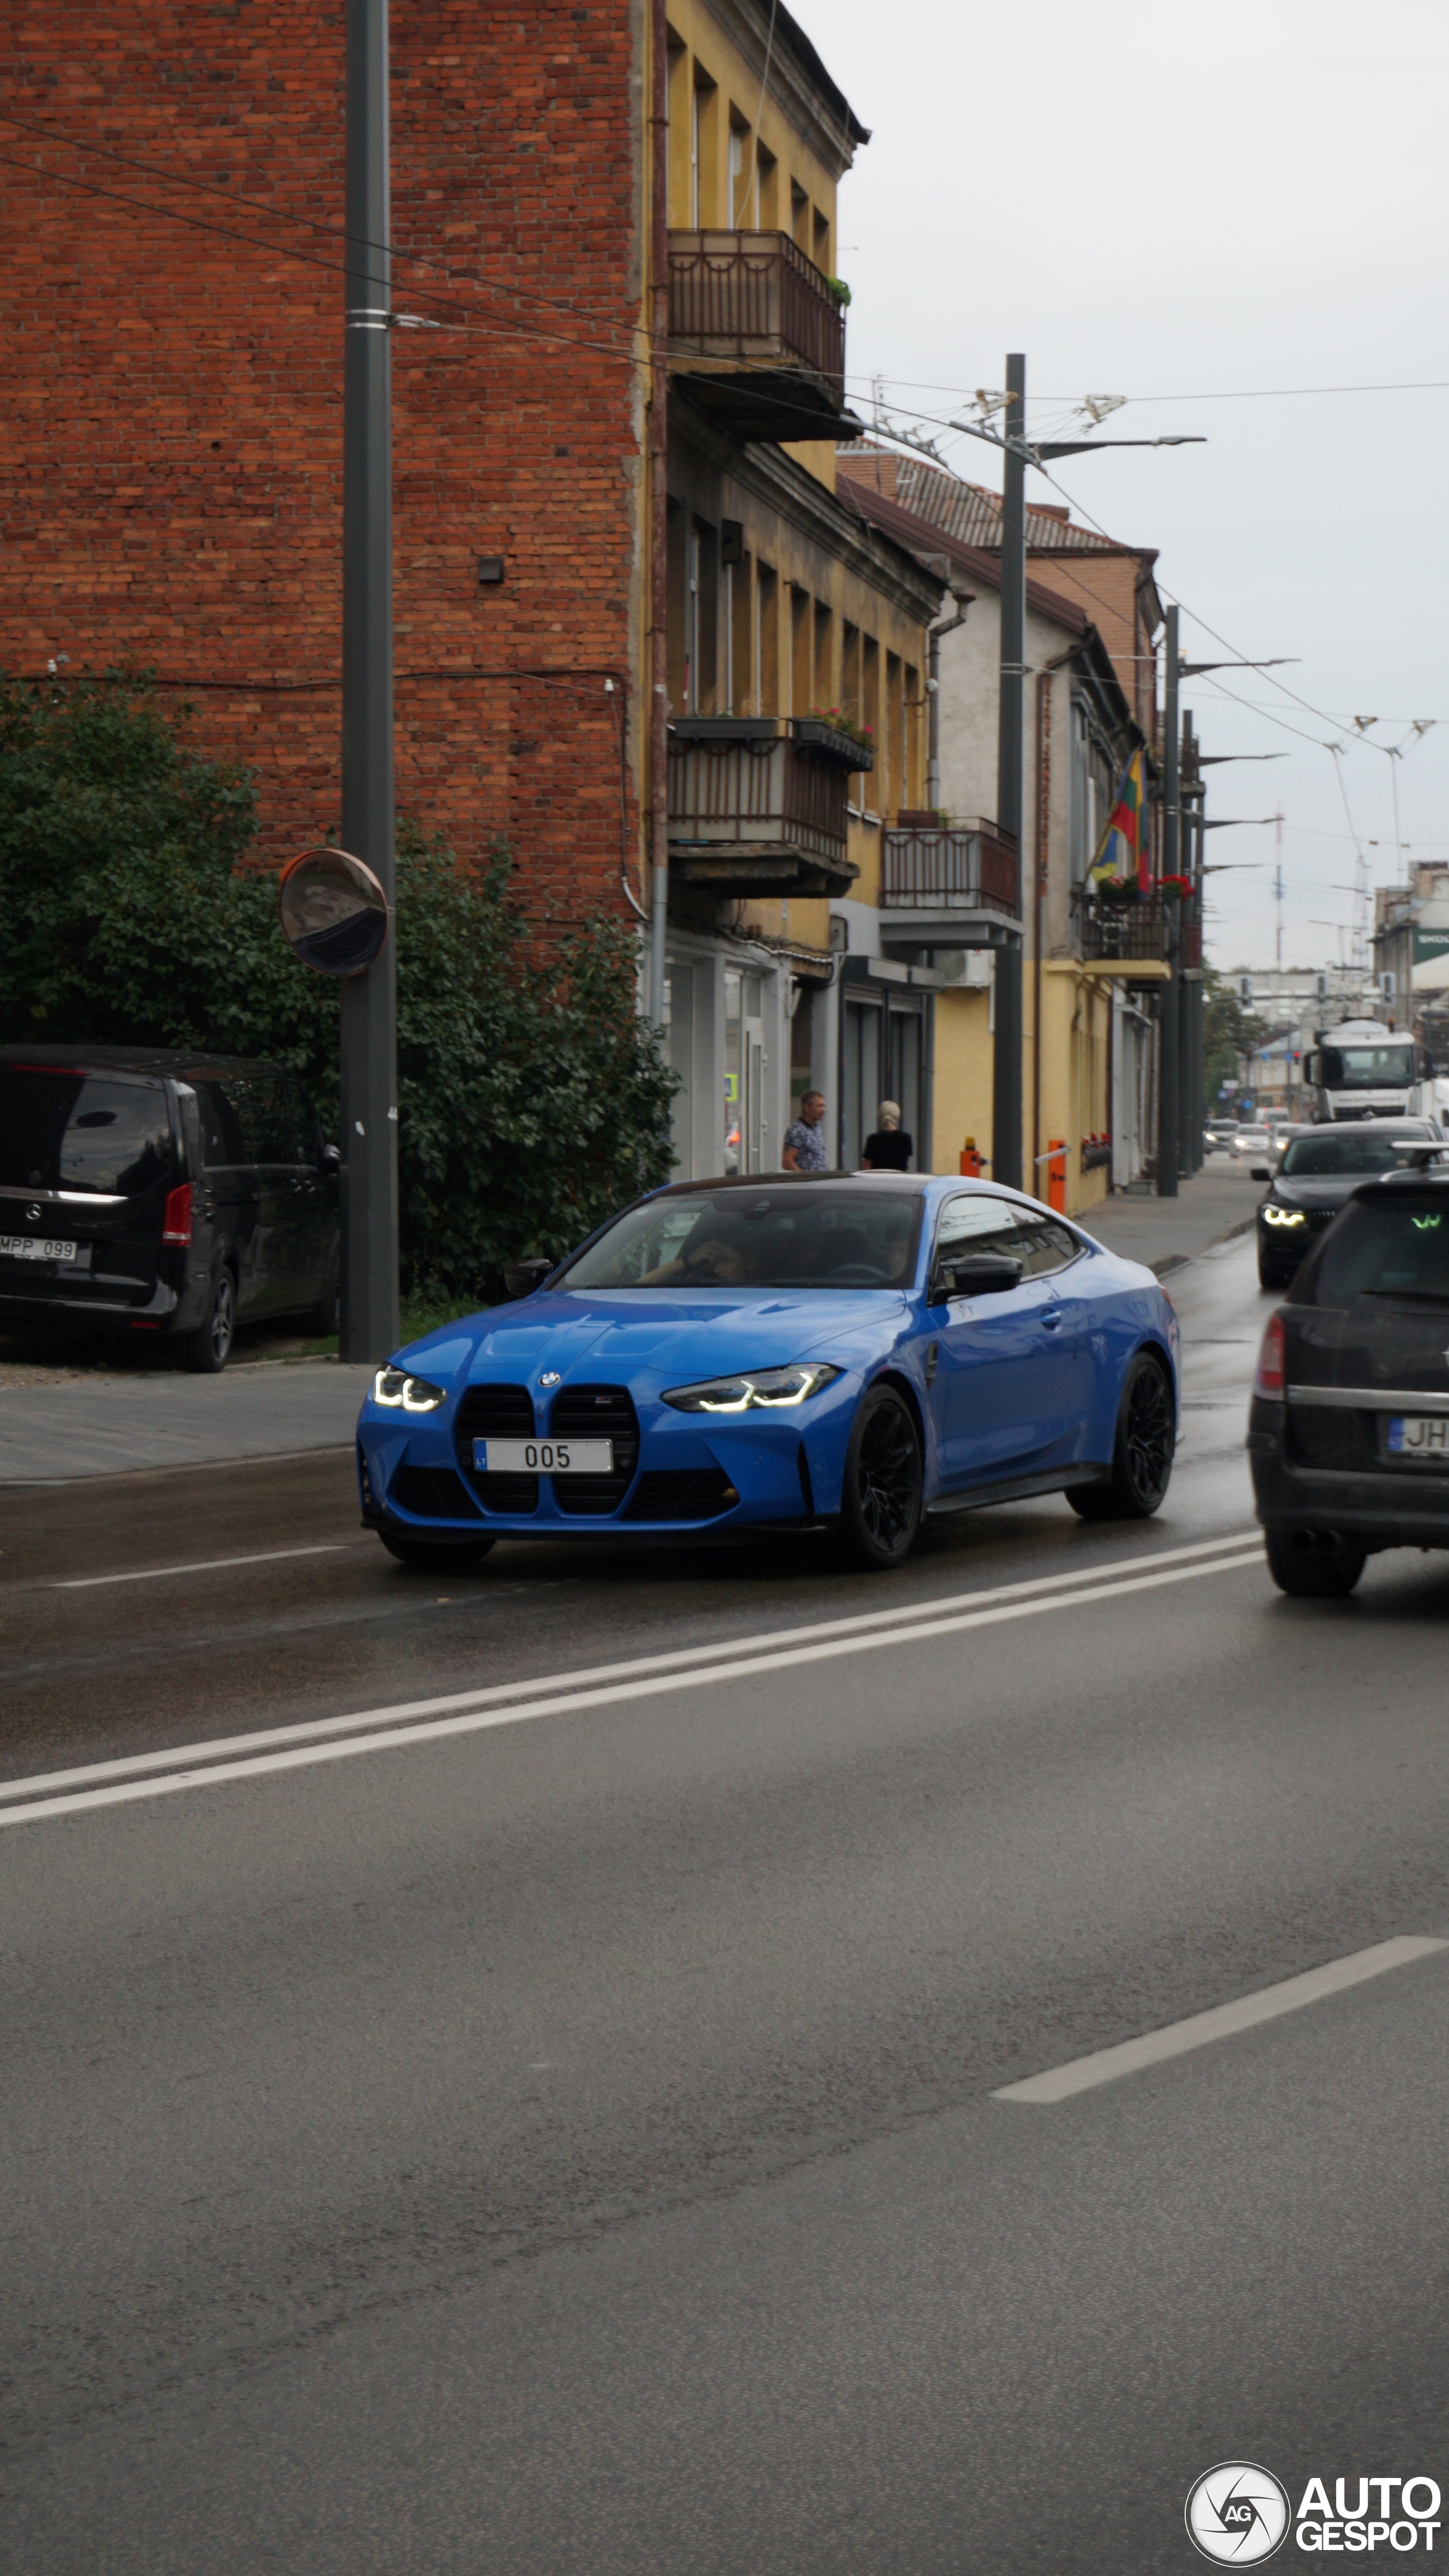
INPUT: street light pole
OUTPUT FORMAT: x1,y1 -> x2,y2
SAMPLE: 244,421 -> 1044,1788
949,396 -> 1203,1203
992,352 -> 1027,1191
1179,712 -> 1203,1176
1158,607 -> 1181,1198
339,0 -> 400,1363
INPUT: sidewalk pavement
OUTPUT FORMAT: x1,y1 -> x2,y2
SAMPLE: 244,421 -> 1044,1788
0,1358 -> 375,1487
1073,1159 -> 1263,1275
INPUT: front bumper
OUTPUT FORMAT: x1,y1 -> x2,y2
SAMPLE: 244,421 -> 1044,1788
357,1370 -> 866,1541
1249,1397 -> 1449,1548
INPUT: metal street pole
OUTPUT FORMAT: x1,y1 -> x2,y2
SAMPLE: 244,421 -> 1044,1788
1189,763 -> 1207,1167
1157,605 -> 1181,1197
340,0 -> 400,1362
992,351 -> 1026,1192
1178,709 -> 1198,1178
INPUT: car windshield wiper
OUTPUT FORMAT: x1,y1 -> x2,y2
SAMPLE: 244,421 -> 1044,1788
1362,1287 -> 1449,1304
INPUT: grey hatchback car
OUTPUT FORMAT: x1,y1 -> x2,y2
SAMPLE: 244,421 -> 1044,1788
0,1046 -> 340,1369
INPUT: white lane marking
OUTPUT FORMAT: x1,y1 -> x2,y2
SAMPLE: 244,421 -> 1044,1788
992,1936 -> 1448,2105
6,1530 -> 1260,1804
0,1548 -> 1263,1830
53,1544 -> 350,1591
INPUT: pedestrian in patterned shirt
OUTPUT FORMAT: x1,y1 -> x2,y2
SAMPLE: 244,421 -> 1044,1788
782,1090 -> 829,1172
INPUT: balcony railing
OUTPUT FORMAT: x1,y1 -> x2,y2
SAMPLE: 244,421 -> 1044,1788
1075,892 -> 1173,968
667,232 -> 855,443
668,718 -> 856,897
881,824 -> 1021,925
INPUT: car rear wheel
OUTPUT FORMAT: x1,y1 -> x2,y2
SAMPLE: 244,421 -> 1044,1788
378,1531 -> 496,1573
1263,1525 -> 1366,1598
838,1383 -> 923,1569
1068,1351 -> 1174,1521
175,1266 -> 236,1373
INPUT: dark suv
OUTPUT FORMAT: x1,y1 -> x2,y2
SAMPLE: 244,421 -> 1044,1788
0,1047 -> 340,1370
1249,1157 -> 1449,1594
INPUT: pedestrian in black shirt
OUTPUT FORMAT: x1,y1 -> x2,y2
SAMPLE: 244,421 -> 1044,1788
860,1101 -> 913,1171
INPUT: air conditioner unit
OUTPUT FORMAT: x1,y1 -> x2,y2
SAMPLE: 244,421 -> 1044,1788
937,951 -> 993,989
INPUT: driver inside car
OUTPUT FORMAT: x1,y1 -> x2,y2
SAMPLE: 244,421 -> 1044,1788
639,1229 -> 757,1287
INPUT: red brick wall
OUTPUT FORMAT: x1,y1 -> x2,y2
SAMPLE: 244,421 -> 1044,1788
1,0 -> 646,930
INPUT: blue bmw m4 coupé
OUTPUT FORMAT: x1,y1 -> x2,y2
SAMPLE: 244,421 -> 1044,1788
356,1174 -> 1180,1572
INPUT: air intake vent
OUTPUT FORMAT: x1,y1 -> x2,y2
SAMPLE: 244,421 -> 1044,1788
547,1384 -> 640,1513
624,1469 -> 738,1522
391,1464 -> 479,1521
454,1383 -> 538,1513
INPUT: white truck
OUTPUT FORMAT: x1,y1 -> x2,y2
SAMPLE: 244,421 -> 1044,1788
1301,1018 -> 1435,1123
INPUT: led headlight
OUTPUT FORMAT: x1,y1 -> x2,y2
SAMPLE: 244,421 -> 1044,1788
662,1362 -> 842,1414
371,1366 -> 447,1411
1262,1204 -> 1306,1229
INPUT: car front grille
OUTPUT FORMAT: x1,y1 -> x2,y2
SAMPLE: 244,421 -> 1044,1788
454,1383 -> 538,1513
624,1468 -> 738,1522
547,1385 -> 640,1514
391,1464 -> 480,1521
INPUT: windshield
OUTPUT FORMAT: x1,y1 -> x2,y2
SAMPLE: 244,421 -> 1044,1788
1280,1129 -> 1432,1178
0,1068 -> 177,1195
1319,1044 -> 1416,1090
559,1186 -> 924,1290
1316,1199 -> 1449,1305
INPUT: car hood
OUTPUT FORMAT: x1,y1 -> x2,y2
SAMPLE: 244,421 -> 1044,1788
1270,1175 -> 1374,1209
401,1286 -> 910,1392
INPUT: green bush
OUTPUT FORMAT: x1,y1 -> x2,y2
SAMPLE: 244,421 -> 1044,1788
0,671 -> 676,1292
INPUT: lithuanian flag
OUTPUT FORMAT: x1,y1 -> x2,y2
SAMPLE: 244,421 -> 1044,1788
1089,748 -> 1151,890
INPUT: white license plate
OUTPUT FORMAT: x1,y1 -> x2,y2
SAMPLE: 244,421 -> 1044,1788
1388,1416 -> 1449,1458
474,1437 -> 614,1475
0,1235 -> 78,1263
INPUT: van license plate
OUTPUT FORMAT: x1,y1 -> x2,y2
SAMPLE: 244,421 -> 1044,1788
474,1438 -> 613,1474
1388,1417 -> 1449,1458
0,1236 -> 78,1263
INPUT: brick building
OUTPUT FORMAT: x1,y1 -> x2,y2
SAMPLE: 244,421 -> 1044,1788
3,0 -> 945,1177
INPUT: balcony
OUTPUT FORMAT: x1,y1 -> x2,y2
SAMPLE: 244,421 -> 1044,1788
879,820 -> 1022,951
668,718 -> 858,898
667,232 -> 863,444
1074,891 -> 1173,980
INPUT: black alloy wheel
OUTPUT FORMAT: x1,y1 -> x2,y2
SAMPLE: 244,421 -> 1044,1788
839,1383 -> 923,1569
1264,1525 -> 1366,1599
378,1530 -> 497,1573
177,1266 -> 236,1375
1068,1351 -> 1174,1521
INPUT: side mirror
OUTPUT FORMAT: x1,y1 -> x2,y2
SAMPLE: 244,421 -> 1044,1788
1250,1165 -> 1272,1182
931,1252 -> 1023,1301
502,1256 -> 554,1300
320,1141 -> 342,1173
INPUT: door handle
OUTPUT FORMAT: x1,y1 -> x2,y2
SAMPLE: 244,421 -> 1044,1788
1040,1311 -> 1063,1331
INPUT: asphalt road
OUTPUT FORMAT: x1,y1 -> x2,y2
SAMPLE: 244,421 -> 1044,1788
5,1236 -> 1449,2572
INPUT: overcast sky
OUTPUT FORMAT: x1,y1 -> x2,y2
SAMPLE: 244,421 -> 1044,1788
804,0 -> 1448,977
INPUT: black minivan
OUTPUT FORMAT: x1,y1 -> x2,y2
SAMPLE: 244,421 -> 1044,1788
0,1047 -> 340,1370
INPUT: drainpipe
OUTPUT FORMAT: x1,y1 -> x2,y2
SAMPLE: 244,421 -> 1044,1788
925,588 -> 971,812
646,0 -> 670,1029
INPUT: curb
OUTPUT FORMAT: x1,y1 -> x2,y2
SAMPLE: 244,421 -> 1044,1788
1149,1214 -> 1257,1281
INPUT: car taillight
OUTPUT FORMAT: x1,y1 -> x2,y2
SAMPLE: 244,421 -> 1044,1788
1254,1312 -> 1286,1399
161,1183 -> 194,1245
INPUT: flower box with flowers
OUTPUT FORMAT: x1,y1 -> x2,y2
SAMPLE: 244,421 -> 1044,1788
795,710 -> 875,772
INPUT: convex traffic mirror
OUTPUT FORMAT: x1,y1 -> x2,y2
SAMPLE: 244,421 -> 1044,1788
277,846 -> 389,976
